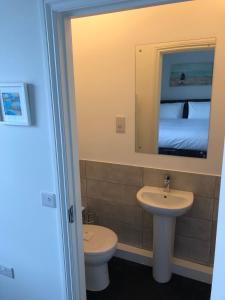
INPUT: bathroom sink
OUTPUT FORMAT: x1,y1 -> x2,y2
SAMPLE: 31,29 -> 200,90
137,185 -> 194,283
137,186 -> 193,217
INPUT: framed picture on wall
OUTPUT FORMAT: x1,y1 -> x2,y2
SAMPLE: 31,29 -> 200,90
0,83 -> 31,126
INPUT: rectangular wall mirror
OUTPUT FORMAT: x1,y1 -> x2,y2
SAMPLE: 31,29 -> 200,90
135,40 -> 215,158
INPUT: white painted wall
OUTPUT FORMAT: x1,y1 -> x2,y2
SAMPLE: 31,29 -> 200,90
211,141 -> 225,299
72,0 -> 225,175
161,50 -> 214,100
0,1 -> 65,300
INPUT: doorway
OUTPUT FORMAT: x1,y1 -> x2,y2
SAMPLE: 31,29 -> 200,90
42,1 -> 224,300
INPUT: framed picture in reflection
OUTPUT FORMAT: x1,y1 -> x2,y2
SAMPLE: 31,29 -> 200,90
170,62 -> 213,87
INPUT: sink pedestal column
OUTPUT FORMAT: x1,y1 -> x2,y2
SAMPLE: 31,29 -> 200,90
153,215 -> 176,283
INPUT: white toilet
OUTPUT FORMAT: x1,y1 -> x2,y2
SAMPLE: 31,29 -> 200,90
83,224 -> 118,291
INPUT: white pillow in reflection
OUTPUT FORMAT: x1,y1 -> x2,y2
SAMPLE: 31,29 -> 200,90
188,102 -> 210,119
160,103 -> 184,119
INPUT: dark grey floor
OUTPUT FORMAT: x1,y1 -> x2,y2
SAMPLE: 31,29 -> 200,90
87,257 -> 211,300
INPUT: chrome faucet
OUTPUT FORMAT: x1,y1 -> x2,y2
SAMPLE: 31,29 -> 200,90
163,175 -> 170,192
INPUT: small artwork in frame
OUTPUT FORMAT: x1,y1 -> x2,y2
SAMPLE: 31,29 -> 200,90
0,83 -> 31,126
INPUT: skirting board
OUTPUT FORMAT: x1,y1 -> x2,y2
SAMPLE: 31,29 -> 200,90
115,243 -> 213,284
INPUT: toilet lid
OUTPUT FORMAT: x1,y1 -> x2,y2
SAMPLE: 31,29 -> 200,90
83,224 -> 118,254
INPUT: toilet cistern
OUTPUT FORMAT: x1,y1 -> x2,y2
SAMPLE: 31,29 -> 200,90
163,175 -> 170,193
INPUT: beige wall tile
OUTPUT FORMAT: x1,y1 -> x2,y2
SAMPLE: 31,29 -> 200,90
186,196 -> 213,220
121,185 -> 141,206
80,178 -> 87,197
86,161 -> 143,186
87,197 -> 102,211
116,223 -> 142,248
174,235 -> 210,265
209,221 -> 217,266
87,197 -> 142,229
142,211 -> 153,230
176,217 -> 212,241
169,171 -> 217,198
143,168 -> 169,187
144,167 -> 217,198
87,179 -> 123,202
142,230 -> 153,250
86,197 -> 106,224
79,160 -> 86,179
214,177 -> 221,199
81,197 -> 87,207
80,178 -> 87,207
99,216 -> 142,248
213,198 -> 219,221
83,160 -> 217,267
105,204 -> 143,229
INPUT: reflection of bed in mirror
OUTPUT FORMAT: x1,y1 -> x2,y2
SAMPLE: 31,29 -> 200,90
158,99 -> 210,158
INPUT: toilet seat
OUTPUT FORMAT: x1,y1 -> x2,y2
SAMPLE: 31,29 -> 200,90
83,224 -> 118,291
83,224 -> 118,255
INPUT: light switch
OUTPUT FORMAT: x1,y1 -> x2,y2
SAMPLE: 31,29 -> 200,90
42,192 -> 56,208
116,116 -> 126,133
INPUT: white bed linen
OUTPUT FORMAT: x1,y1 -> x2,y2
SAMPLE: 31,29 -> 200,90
158,119 -> 209,151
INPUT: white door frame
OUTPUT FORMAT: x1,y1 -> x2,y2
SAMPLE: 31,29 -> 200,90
40,1 -> 192,300
211,141 -> 225,299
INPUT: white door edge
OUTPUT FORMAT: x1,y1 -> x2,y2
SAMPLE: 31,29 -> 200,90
211,139 -> 225,300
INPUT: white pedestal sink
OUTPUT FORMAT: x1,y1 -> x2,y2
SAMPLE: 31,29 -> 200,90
137,186 -> 193,283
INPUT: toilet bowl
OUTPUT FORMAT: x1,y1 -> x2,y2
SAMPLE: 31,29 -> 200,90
83,224 -> 118,291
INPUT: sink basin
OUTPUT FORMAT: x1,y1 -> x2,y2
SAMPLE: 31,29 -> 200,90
136,185 -> 194,283
137,186 -> 193,217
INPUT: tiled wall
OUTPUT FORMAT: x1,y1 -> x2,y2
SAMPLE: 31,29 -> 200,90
80,160 -> 221,267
